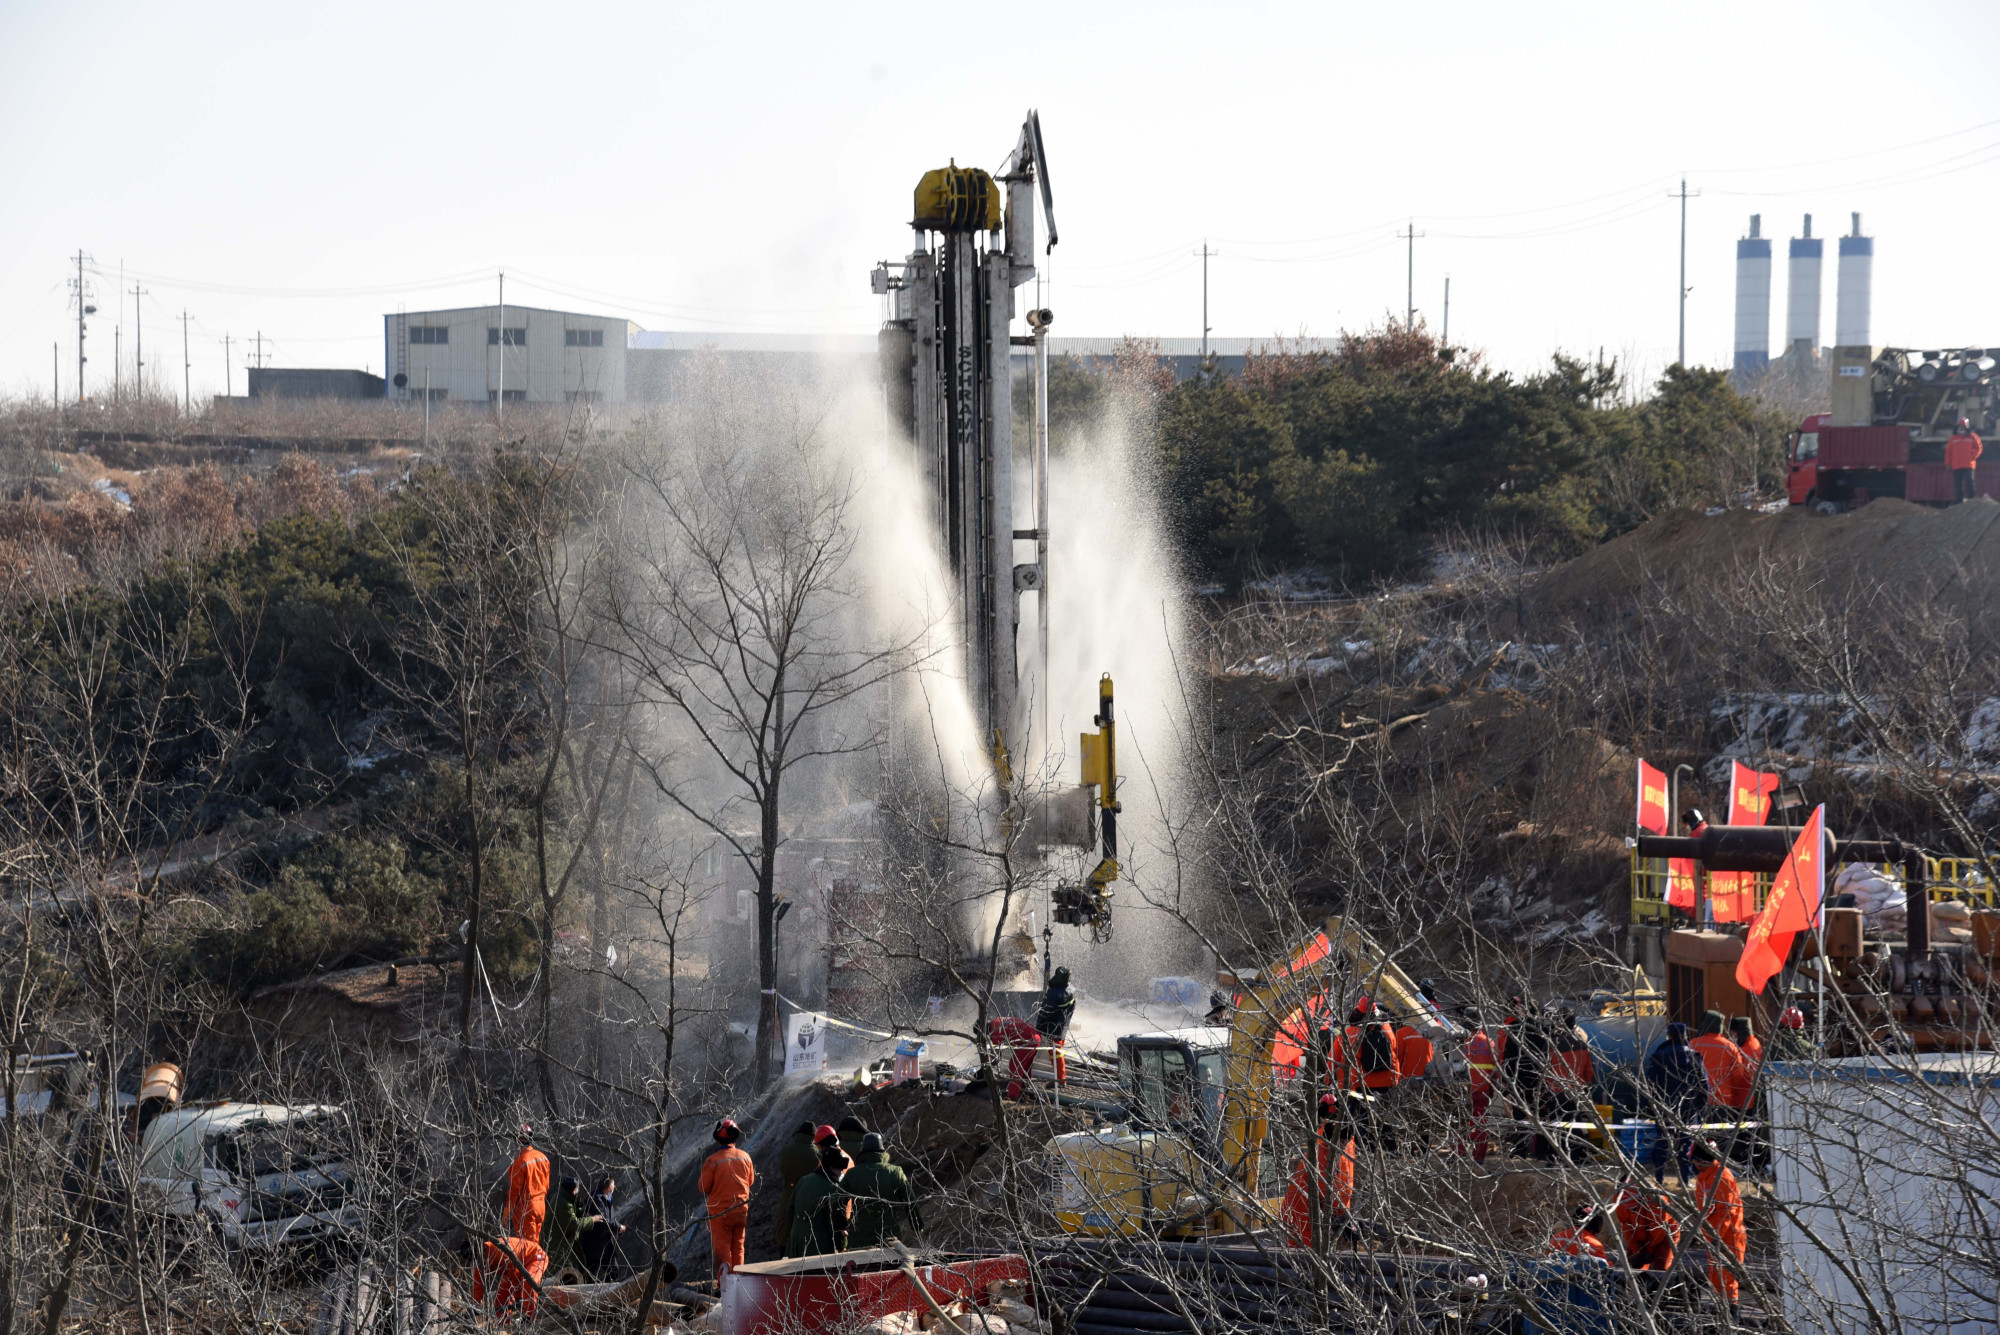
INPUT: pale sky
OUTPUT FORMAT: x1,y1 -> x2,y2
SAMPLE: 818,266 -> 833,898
4,0 -> 1999,402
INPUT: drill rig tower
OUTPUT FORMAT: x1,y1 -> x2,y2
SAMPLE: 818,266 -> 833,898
874,112 -> 1058,771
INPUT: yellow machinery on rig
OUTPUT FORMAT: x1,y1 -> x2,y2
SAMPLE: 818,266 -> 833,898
1046,915 -> 1450,1237
1052,675 -> 1120,939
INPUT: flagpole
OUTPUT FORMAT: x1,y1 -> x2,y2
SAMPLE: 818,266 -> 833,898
1811,805 -> 1828,1054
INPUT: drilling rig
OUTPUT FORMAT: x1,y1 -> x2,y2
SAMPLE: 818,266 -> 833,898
872,115 -> 1119,945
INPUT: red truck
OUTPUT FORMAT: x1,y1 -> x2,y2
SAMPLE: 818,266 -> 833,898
1787,346 -> 1999,508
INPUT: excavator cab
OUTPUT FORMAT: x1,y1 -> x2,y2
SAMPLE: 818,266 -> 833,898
1119,1030 -> 1228,1141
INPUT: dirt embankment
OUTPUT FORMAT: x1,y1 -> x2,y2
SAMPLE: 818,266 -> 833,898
1521,499 -> 2000,633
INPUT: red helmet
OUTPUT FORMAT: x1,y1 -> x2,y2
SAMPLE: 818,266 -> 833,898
813,1124 -> 838,1145
1959,418 -> 1973,431
714,1117 -> 740,1142
1779,1006 -> 1805,1030
1353,995 -> 1374,1015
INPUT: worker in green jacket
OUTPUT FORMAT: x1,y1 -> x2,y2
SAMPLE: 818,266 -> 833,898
843,1134 -> 922,1249
775,1122 -> 825,1257
789,1145 -> 852,1257
545,1176 -> 607,1281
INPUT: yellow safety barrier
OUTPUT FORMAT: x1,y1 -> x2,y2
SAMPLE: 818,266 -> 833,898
1631,849 -> 1999,922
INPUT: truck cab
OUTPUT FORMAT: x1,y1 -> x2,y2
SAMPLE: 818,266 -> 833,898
135,1103 -> 360,1252
1786,413 -> 1829,506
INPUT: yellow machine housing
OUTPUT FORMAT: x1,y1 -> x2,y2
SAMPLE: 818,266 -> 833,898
1047,915 -> 1451,1237
913,163 -> 1003,232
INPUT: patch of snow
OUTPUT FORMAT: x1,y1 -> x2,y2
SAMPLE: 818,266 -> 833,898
91,478 -> 131,508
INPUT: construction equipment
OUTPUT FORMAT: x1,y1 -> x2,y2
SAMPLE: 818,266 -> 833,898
1052,674 -> 1119,937
875,112 -> 1055,768
1786,345 -> 2000,507
1046,915 -> 1453,1237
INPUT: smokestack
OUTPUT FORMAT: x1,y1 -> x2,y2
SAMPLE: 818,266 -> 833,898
1733,213 -> 1771,379
1787,213 -> 1822,354
1836,211 -> 1873,347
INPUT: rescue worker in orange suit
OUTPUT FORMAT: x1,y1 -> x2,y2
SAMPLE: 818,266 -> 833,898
475,1236 -> 549,1320
697,1118 -> 755,1277
1690,1011 -> 1755,1114
1692,1139 -> 1748,1312
1547,1205 -> 1611,1263
1281,1094 -> 1357,1247
1394,1020 -> 1434,1085
1613,1173 -> 1681,1271
1461,1008 -> 1500,1162
1333,998 -> 1400,1151
1729,1015 -> 1763,1069
505,1125 -> 551,1246
1949,417 -> 1984,503
987,1016 -> 1043,1099
1547,1009 -> 1596,1118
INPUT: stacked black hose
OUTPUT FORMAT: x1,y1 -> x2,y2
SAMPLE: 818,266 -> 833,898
1033,1237 -> 1482,1335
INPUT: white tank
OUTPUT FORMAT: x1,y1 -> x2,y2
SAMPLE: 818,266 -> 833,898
1836,212 -> 1872,348
1733,214 -> 1771,376
1787,214 -> 1822,352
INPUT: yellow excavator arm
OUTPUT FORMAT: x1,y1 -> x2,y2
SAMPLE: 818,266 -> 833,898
1219,915 -> 1444,1193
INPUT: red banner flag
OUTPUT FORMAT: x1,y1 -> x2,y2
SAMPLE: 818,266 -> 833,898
1728,761 -> 1781,825
1636,759 -> 1669,835
1736,805 -> 1826,995
1667,858 -> 1698,910
1711,762 -> 1783,922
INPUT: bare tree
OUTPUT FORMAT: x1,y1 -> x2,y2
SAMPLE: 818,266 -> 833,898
606,389 -> 916,1088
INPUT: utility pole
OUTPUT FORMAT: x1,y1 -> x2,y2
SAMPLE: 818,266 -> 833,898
115,260 -> 123,403
1192,243 -> 1217,360
1443,275 -> 1451,348
180,310 -> 192,413
496,269 -> 505,424
1670,178 -> 1701,367
1400,221 -> 1424,328
133,283 -> 147,401
53,343 -> 59,407
222,334 -> 233,398
71,250 -> 93,406
250,330 -> 268,369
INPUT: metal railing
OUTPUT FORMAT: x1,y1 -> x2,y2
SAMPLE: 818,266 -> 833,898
1629,850 -> 1998,923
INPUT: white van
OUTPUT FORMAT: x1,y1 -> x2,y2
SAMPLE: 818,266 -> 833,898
135,1103 -> 361,1251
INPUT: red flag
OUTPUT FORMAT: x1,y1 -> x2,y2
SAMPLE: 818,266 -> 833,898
1711,763 -> 1782,922
1636,760 -> 1669,835
1667,858 -> 1698,910
1729,762 -> 1781,825
1736,806 -> 1826,995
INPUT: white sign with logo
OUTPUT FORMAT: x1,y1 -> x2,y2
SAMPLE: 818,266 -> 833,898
786,1011 -> 828,1077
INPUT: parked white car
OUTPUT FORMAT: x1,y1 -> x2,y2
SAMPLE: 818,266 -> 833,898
135,1103 -> 360,1251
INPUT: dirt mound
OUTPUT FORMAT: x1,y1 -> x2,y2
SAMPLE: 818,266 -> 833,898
1523,499 -> 2000,631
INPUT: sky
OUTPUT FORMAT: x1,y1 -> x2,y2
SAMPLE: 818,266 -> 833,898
3,0 -> 2000,402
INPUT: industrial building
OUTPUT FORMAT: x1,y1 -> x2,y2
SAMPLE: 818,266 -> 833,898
383,305 -> 633,404
1734,211 -> 1872,384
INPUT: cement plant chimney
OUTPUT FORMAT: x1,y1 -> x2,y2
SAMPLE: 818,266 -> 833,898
1835,211 -> 1872,347
1733,213 -> 1771,381
1786,213 -> 1822,355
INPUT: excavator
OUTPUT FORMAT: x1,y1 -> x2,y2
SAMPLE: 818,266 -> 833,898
1047,916 -> 1456,1237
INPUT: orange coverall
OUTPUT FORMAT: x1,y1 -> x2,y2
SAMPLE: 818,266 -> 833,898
1279,1133 -> 1356,1247
1614,1184 -> 1681,1270
1690,1034 -> 1755,1110
698,1144 -> 756,1274
505,1145 -> 551,1244
1464,1029 -> 1499,1161
1547,1226 -> 1609,1263
1334,1022 -> 1402,1091
475,1237 -> 548,1319
1696,1162 -> 1748,1302
1395,1025 -> 1435,1080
